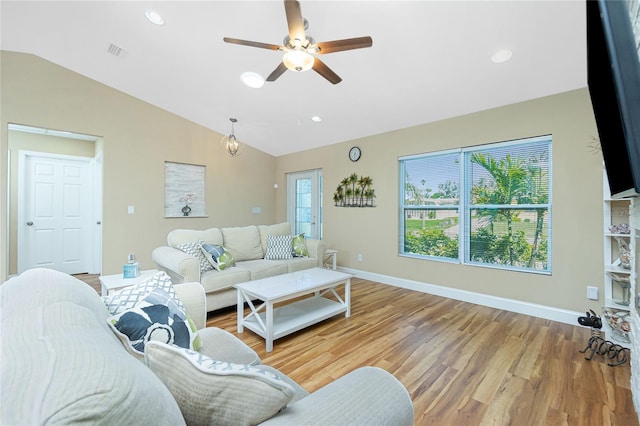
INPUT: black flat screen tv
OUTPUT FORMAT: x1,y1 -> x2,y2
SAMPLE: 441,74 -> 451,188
587,0 -> 640,198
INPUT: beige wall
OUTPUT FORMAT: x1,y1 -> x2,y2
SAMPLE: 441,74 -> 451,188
7,130 -> 97,274
276,88 -> 605,313
0,51 -> 605,315
1,51 -> 277,278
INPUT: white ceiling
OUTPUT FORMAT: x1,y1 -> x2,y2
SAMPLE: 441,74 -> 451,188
1,1 -> 587,157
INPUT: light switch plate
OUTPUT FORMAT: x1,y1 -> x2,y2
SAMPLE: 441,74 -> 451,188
587,286 -> 599,300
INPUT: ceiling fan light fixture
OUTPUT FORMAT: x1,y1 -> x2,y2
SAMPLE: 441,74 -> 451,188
283,49 -> 314,72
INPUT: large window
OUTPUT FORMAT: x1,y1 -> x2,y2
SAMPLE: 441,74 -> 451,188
400,135 -> 551,273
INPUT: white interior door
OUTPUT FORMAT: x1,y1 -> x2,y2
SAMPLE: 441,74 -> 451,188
18,152 -> 95,274
287,169 -> 323,239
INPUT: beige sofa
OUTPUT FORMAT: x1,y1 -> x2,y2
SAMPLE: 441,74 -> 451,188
152,223 -> 326,312
1,268 -> 414,425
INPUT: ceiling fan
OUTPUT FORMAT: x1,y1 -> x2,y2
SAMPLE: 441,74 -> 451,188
223,0 -> 373,84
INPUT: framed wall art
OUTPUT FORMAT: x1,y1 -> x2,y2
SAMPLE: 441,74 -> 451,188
164,161 -> 206,217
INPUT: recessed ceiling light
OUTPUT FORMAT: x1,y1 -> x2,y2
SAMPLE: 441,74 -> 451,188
311,116 -> 322,122
240,72 -> 265,88
491,49 -> 513,64
145,10 -> 165,26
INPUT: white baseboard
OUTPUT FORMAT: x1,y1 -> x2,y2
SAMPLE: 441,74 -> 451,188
339,267 -> 583,326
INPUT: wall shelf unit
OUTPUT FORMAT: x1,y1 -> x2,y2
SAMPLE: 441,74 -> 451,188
603,171 -> 634,347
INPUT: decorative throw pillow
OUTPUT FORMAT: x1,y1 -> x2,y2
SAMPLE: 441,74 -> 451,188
201,243 -> 235,271
108,288 -> 201,355
144,341 -> 294,425
292,233 -> 308,257
264,234 -> 294,260
176,240 -> 212,274
102,271 -> 183,315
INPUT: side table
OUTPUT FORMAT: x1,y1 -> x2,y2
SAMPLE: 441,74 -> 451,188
324,249 -> 338,270
99,269 -> 158,296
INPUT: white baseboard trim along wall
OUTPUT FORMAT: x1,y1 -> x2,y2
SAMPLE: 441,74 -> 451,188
339,267 -> 583,326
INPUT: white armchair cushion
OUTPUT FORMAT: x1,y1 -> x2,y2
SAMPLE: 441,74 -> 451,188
145,342 -> 294,425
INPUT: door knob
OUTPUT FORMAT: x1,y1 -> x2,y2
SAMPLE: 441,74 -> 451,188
26,221 -> 33,226
97,221 -> 102,225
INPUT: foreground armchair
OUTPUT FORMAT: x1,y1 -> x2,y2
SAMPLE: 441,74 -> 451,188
1,268 -> 414,425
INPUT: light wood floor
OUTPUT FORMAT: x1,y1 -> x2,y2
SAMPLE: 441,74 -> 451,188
76,273 -> 637,424
206,277 -> 638,426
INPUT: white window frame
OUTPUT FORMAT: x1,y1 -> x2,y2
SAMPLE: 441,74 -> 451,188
399,135 -> 552,274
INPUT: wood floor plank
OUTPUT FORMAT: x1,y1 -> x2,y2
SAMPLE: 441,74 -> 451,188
197,278 -> 638,425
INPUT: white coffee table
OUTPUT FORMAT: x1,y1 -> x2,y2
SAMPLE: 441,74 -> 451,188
99,269 -> 158,296
235,267 -> 352,352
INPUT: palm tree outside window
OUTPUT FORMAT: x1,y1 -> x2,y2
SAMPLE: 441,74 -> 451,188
399,135 -> 552,274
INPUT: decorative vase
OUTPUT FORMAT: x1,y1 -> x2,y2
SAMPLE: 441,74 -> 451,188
181,205 -> 191,216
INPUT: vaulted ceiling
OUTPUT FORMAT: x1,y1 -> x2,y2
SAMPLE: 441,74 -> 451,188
1,1 -> 587,156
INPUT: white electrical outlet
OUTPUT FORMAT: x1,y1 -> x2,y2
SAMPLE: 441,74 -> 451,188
127,205 -> 134,214
357,253 -> 363,262
587,286 -> 599,300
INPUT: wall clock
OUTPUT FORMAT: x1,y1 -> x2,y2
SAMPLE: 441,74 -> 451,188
349,146 -> 361,162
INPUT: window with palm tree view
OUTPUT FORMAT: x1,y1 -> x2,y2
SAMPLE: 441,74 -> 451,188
400,135 -> 551,273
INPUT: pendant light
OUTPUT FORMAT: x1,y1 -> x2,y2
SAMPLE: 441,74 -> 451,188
222,118 -> 241,157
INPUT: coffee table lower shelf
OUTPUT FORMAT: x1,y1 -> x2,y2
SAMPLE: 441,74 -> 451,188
240,296 -> 347,351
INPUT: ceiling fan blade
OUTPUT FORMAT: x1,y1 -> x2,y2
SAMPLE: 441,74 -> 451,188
284,0 -> 305,42
316,36 -> 373,54
223,37 -> 281,51
266,62 -> 289,82
312,58 -> 342,84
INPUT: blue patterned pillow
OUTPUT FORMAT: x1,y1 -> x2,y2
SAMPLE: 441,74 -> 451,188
264,234 -> 294,260
108,288 -> 201,355
201,244 -> 235,271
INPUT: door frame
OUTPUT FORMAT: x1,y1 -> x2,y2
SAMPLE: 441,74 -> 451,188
17,150 -> 102,274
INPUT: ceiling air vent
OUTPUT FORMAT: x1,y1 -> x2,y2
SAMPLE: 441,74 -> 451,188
107,43 -> 126,57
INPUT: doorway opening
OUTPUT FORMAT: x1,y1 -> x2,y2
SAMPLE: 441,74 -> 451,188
287,169 -> 323,240
7,124 -> 103,276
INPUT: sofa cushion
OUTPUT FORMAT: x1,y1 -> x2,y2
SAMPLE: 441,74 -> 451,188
258,222 -> 292,253
108,288 -> 201,356
200,268 -> 252,293
0,269 -> 185,425
283,257 -> 319,273
201,243 -> 235,271
236,259 -> 288,280
292,233 -> 308,257
145,342 -> 294,426
168,227 -> 223,247
265,234 -> 294,260
102,271 -> 181,315
176,240 -> 212,274
221,225 -> 263,261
